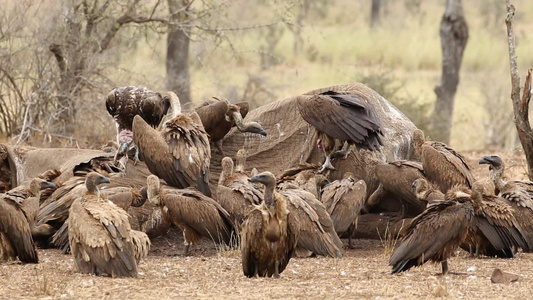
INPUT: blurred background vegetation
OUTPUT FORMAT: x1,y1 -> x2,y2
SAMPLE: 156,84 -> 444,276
0,0 -> 532,150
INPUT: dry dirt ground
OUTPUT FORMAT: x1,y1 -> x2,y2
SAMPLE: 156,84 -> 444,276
1,150 -> 532,300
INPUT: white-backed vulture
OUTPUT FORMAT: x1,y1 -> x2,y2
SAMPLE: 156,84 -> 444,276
0,178 -> 55,263
133,92 -> 211,196
412,129 -> 475,192
315,173 -> 367,248
105,86 -> 172,158
68,172 -> 149,277
367,160 -> 427,216
216,155 -> 262,232
242,171 -> 299,278
296,90 -> 383,172
389,187 -> 474,274
145,175 -> 235,255
411,178 -> 445,207
195,99 -> 267,155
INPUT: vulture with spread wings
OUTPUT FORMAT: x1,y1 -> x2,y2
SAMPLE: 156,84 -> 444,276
296,90 -> 383,173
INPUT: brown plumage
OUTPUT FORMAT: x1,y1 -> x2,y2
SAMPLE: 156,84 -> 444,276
315,173 -> 367,248
241,171 -> 300,278
368,160 -> 427,216
389,187 -> 474,274
68,172 -> 149,277
296,90 -> 383,172
195,99 -> 266,155
0,178 -> 55,263
133,93 -> 211,196
106,86 -> 172,157
412,178 -> 445,207
216,154 -> 262,232
412,129 -> 475,192
146,175 -> 235,255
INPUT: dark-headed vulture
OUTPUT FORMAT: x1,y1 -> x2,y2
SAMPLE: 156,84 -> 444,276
315,173 -> 366,248
195,99 -> 266,155
145,175 -> 235,255
68,172 -> 150,277
106,86 -> 172,159
296,90 -> 383,173
216,154 -> 262,232
133,91 -> 211,196
242,171 -> 299,278
412,129 -> 475,192
0,178 -> 55,263
389,187 -> 474,274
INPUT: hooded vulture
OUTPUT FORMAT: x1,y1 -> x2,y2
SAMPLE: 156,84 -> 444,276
389,186 -> 474,274
145,175 -> 235,255
216,153 -> 262,232
0,178 -> 55,263
68,172 -> 150,277
133,92 -> 211,196
241,171 -> 299,278
412,129 -> 475,192
105,86 -> 172,159
195,99 -> 267,155
296,90 -> 383,173
368,160 -> 427,216
315,173 -> 367,248
464,180 -> 530,257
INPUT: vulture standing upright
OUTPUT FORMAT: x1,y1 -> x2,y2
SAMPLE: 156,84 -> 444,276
241,171 -> 300,278
389,187 -> 474,274
68,172 -> 150,277
315,173 -> 367,248
0,178 -> 55,263
105,86 -> 172,159
195,99 -> 267,155
412,129 -> 475,192
145,175 -> 235,255
296,90 -> 383,173
133,91 -> 211,196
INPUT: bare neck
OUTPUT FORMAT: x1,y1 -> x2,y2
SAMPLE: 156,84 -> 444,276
263,182 -> 275,207
490,167 -> 506,190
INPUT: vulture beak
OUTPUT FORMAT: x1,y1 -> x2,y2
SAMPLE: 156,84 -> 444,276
478,156 -> 493,165
40,181 -> 56,190
117,141 -> 130,156
258,129 -> 267,137
411,181 -> 417,190
249,175 -> 260,183
99,176 -> 111,185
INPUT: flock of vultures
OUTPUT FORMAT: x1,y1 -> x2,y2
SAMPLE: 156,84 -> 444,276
1,85 -> 533,280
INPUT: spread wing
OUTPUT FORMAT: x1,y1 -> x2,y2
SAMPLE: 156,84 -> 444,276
37,184 -> 86,227
0,195 -> 38,263
68,198 -> 137,277
296,91 -> 382,150
195,100 -> 229,134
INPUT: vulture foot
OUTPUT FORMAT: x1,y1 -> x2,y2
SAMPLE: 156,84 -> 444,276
331,142 -> 351,160
318,156 -> 335,173
214,140 -> 225,156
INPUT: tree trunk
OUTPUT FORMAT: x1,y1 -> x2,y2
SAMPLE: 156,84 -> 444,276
166,0 -> 191,107
433,0 -> 468,144
370,0 -> 381,28
505,1 -> 533,180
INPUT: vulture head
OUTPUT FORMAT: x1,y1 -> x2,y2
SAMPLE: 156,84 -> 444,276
412,129 -> 425,155
146,175 -> 162,206
411,178 -> 429,194
444,185 -> 471,203
479,155 -> 504,171
471,179 -> 496,198
85,172 -> 111,194
219,157 -> 234,185
230,108 -> 267,137
235,149 -> 247,173
30,178 -> 56,196
249,171 -> 276,187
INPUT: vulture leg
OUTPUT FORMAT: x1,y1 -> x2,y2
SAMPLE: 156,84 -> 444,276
318,156 -> 335,173
441,261 -> 449,275
273,261 -> 280,278
332,141 -> 351,160
348,225 -> 357,249
133,146 -> 140,165
214,140 -> 225,157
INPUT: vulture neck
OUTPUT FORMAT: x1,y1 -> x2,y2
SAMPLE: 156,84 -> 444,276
218,165 -> 233,186
29,180 -> 40,197
86,180 -> 101,198
489,166 -> 506,191
231,111 -> 256,133
235,155 -> 245,173
147,184 -> 161,206
263,181 -> 276,208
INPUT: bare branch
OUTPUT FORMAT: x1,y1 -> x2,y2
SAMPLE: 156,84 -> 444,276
0,64 -> 25,104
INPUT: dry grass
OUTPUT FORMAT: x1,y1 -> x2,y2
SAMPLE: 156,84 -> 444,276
1,149 -> 533,299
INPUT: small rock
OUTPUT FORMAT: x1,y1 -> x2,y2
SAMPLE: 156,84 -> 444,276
491,268 -> 519,284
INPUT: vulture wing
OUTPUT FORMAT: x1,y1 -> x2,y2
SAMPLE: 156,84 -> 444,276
421,143 -> 475,191
501,181 -> 533,210
0,195 -> 38,263
235,102 -> 250,118
296,91 -> 382,151
195,100 -> 230,140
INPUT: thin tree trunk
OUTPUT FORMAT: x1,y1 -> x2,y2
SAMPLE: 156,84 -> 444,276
370,0 -> 381,28
433,0 -> 468,144
505,1 -> 533,180
166,0 -> 191,106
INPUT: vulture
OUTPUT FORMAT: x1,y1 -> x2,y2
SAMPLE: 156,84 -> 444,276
0,178 -> 55,263
464,180 -> 530,257
133,91 -> 211,196
296,90 -> 383,173
367,160 -> 427,216
195,99 -> 267,155
145,175 -> 235,255
68,172 -> 150,277
411,178 -> 445,207
315,173 -> 367,248
389,187 -> 474,274
412,129 -> 475,192
216,154 -> 262,232
241,171 -> 300,278
105,86 -> 172,159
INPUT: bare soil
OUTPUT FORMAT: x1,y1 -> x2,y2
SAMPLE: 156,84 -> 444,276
1,150 -> 532,300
